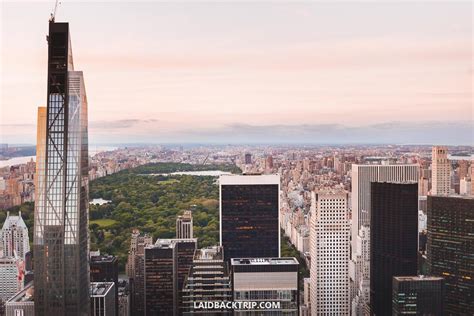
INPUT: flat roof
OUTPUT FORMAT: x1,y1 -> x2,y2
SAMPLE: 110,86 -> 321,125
90,282 -> 114,297
219,174 -> 280,185
231,257 -> 298,266
394,275 -> 444,281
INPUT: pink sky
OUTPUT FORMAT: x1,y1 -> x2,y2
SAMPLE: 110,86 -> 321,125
0,1 -> 472,144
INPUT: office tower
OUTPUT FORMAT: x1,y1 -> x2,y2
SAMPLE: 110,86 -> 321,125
220,174 -> 280,262
90,282 -> 116,316
90,252 -> 119,285
33,21 -> 90,316
309,191 -> 350,315
176,210 -> 193,239
182,246 -> 232,315
431,146 -> 451,195
5,282 -> 34,316
231,257 -> 299,315
350,164 -> 418,304
244,153 -> 252,165
370,182 -> 418,316
427,195 -> 474,315
392,276 -> 444,315
0,257 -> 23,303
144,238 -> 197,316
265,155 -> 274,170
458,160 -> 469,179
1,211 -> 29,259
117,280 -> 130,316
126,230 -> 152,316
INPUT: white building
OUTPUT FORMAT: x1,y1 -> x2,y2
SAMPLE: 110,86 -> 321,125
310,191 -> 350,315
351,225 -> 370,315
0,257 -> 22,302
90,282 -> 116,316
1,212 -> 30,259
460,177 -> 472,196
431,146 -> 451,195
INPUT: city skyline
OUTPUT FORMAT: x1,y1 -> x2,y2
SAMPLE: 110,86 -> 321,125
1,1 -> 472,144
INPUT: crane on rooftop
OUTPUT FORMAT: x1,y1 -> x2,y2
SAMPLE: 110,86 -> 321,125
49,0 -> 61,22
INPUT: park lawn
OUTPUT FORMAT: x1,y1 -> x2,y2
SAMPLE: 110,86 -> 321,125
90,218 -> 118,228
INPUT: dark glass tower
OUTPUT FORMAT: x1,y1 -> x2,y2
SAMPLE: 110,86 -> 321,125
34,21 -> 90,316
370,182 -> 418,316
427,195 -> 474,315
392,276 -> 444,315
219,174 -> 280,262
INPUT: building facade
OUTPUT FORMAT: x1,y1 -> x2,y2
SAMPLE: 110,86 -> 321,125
1,211 -> 29,259
370,182 -> 418,315
0,257 -> 22,303
176,210 -> 193,239
309,191 -> 350,315
5,281 -> 34,316
220,174 -> 280,262
182,246 -> 232,315
431,146 -> 451,195
427,195 -> 474,315
33,21 -> 90,316
90,282 -> 116,316
392,276 -> 444,315
231,257 -> 299,315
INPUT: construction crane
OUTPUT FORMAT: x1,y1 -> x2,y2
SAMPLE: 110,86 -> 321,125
49,0 -> 61,22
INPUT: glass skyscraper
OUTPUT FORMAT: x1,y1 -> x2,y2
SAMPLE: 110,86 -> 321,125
33,21 -> 90,316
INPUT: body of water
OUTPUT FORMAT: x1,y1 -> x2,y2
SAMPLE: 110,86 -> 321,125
448,154 -> 474,161
143,170 -> 232,177
0,146 -> 118,168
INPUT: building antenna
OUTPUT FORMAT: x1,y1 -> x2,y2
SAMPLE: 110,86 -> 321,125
50,0 -> 61,22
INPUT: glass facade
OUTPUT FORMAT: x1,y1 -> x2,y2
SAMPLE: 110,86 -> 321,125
370,182 -> 418,316
34,21 -> 90,316
221,183 -> 279,262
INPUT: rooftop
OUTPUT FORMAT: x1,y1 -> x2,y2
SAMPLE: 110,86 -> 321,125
6,281 -> 34,303
394,275 -> 444,282
90,282 -> 114,297
231,257 -> 298,266
220,173 -> 280,185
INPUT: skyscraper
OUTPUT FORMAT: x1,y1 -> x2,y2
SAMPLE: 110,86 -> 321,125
370,182 -> 418,316
350,164 -> 418,307
220,174 -> 280,262
431,146 -> 451,195
0,258 -> 23,303
427,195 -> 474,315
176,210 -> 193,239
392,276 -> 444,316
33,21 -> 90,315
144,238 -> 197,316
1,211 -> 29,259
309,191 -> 350,315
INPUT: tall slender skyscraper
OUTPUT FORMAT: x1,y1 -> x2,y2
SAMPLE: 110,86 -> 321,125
219,174 -> 280,262
431,146 -> 451,195
176,210 -> 193,239
34,21 -> 90,316
309,191 -> 350,315
370,182 -> 418,316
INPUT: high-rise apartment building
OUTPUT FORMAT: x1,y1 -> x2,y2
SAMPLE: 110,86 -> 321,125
33,21 -> 90,316
231,257 -> 299,315
309,191 -> 350,315
220,174 -> 280,262
182,246 -> 232,315
176,210 -> 193,239
244,153 -> 252,165
431,146 -> 451,195
427,195 -> 473,315
392,276 -> 444,316
350,164 -> 418,306
144,238 -> 197,316
1,211 -> 29,259
370,182 -> 418,316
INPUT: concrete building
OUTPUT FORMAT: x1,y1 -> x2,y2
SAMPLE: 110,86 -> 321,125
231,257 -> 299,315
176,210 -> 193,239
182,246 -> 232,315
309,191 -> 350,315
392,276 -> 444,315
1,212 -> 29,259
431,146 -> 451,195
5,281 -> 34,316
90,282 -> 116,316
220,174 -> 280,262
427,195 -> 474,315
0,257 -> 22,303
